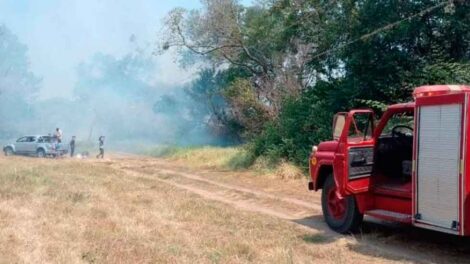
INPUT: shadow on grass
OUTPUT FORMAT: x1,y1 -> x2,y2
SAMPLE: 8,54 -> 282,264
294,215 -> 470,263
301,233 -> 330,244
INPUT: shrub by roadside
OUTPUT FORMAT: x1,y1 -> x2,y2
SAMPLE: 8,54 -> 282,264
250,89 -> 333,168
145,146 -> 255,170
144,145 -> 306,179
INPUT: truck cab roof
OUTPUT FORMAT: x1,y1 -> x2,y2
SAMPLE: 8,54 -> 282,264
414,85 -> 470,98
386,85 -> 470,112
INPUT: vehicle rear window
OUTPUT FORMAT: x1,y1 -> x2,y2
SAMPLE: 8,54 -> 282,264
38,136 -> 53,143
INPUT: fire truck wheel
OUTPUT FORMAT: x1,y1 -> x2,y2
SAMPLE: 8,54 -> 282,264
321,174 -> 363,234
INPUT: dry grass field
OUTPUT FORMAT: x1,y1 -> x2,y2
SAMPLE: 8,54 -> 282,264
0,154 -> 469,263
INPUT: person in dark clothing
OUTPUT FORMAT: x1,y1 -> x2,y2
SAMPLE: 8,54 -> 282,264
70,136 -> 76,157
96,136 -> 105,159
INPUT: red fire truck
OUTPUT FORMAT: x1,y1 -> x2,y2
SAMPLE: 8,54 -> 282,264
309,85 -> 470,235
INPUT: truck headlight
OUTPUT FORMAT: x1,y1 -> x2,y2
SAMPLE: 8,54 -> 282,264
312,145 -> 318,153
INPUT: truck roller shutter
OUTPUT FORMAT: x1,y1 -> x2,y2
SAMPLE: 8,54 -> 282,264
417,104 -> 461,230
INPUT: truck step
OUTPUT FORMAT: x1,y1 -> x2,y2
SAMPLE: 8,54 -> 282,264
365,209 -> 412,223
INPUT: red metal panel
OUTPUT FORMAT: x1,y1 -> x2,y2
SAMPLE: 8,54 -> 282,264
412,102 -> 419,227
464,94 -> 470,236
354,193 -> 372,213
309,141 -> 337,190
373,195 -> 412,215
335,143 -> 347,197
346,177 -> 370,193
310,160 -> 333,191
415,93 -> 465,106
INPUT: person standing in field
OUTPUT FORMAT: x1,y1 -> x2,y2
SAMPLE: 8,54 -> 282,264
55,128 -> 63,143
70,136 -> 76,157
96,136 -> 105,159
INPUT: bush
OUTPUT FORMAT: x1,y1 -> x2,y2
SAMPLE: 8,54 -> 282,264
145,145 -> 307,179
250,88 -> 333,167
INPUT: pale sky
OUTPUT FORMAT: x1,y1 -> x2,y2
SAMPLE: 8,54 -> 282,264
0,0 -> 251,99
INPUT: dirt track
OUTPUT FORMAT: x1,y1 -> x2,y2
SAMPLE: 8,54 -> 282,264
104,154 -> 470,264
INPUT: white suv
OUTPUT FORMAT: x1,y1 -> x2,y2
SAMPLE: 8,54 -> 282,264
3,135 -> 68,157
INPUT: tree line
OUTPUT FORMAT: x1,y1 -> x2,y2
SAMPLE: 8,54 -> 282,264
160,0 -> 470,166
1,1 -> 469,161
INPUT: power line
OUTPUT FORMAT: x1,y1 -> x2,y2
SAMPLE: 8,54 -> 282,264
309,1 -> 450,61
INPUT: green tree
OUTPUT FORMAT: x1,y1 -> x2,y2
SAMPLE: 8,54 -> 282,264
161,0 -> 470,166
160,0 -> 317,137
254,0 -> 470,166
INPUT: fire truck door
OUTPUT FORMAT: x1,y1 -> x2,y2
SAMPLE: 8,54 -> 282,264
345,111 -> 375,183
416,104 -> 462,230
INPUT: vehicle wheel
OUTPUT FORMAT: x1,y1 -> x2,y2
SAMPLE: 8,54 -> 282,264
37,149 -> 46,158
321,174 -> 363,234
4,147 -> 13,156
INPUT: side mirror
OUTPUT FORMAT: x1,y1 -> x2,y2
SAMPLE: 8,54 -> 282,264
333,113 -> 347,140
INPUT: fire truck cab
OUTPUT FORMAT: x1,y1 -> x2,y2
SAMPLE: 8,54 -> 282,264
309,85 -> 470,235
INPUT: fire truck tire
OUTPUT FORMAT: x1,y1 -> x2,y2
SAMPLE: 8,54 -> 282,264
321,174 -> 363,234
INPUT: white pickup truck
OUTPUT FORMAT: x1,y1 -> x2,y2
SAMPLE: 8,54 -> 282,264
3,135 -> 69,158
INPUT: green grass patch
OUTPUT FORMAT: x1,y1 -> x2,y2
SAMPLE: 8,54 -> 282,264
144,145 -> 307,179
144,145 -> 256,170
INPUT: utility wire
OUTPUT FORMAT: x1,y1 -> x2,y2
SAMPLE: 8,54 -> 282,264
309,1 -> 451,61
